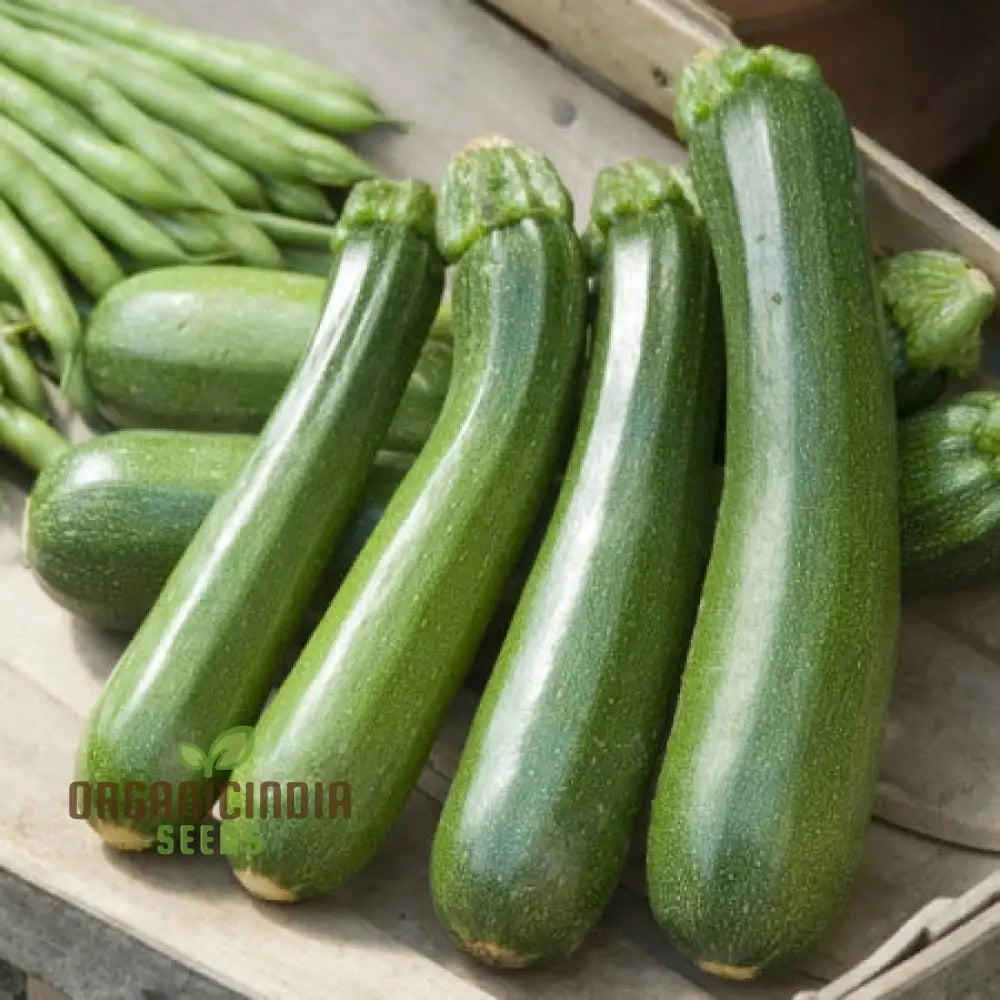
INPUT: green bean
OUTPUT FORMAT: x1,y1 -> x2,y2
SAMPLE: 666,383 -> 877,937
0,395 -> 67,471
260,176 -> 335,222
9,2 -> 380,184
0,306 -> 50,418
0,21 -> 286,270
0,14 -> 229,208
279,248 -> 336,279
25,29 -> 307,180
0,8 -> 379,187
0,197 -> 79,384
69,34 -> 375,185
143,210 -> 275,267
0,115 -> 188,265
13,0 -> 384,130
83,89 -> 233,211
0,3 -> 210,90
243,212 -> 338,251
173,133 -> 268,210
0,61 -> 204,212
142,211 -> 238,260
0,303 -> 25,325
67,80 -> 282,266
0,138 -> 124,298
210,90 -> 381,186
3,0 -> 372,103
210,215 -> 283,269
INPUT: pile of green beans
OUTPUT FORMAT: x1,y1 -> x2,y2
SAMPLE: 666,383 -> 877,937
0,0 -> 386,419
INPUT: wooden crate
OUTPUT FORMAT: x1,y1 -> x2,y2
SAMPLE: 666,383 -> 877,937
1,1 -> 999,998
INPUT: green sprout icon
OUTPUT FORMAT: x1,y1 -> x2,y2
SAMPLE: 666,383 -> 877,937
177,726 -> 255,779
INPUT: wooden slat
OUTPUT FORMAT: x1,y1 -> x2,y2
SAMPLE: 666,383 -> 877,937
845,903 -> 1000,1000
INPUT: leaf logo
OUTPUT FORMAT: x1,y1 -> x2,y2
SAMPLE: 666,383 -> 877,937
177,726 -> 255,779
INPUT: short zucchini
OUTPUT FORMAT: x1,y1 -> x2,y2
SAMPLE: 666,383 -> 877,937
221,138 -> 589,901
26,431 -> 411,631
430,160 -> 723,967
84,265 -> 452,453
77,180 -> 444,850
881,250 -> 995,416
899,391 -> 1000,593
647,46 -> 900,978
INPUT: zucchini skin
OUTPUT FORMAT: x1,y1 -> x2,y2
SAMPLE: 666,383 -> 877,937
648,53 -> 899,978
431,172 -> 723,967
84,266 -> 452,453
26,432 -> 410,631
888,324 -> 946,417
223,153 -> 588,899
899,391 -> 1000,594
85,267 -> 321,431
78,182 -> 444,849
882,250 -> 994,417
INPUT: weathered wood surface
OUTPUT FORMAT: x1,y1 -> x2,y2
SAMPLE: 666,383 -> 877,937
1,1 -> 1000,998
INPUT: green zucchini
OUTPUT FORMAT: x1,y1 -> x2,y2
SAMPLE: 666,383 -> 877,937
221,138 -> 588,901
84,266 -> 452,453
647,46 -> 899,979
888,325 -> 946,417
430,160 -> 723,967
882,250 -> 995,416
899,391 -> 1000,593
77,179 -> 444,850
26,431 -> 411,631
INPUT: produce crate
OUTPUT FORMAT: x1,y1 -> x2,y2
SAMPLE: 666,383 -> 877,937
0,1 -> 998,998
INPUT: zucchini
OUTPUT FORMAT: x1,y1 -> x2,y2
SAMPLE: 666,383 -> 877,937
647,46 -> 900,978
430,160 -> 723,967
881,250 -> 995,416
221,138 -> 588,901
899,391 -> 1000,593
77,180 -> 444,850
84,266 -> 452,453
26,431 -> 411,631
888,325 -> 946,417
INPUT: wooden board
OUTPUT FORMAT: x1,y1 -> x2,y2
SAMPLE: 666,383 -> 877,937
2,1 -> 1000,999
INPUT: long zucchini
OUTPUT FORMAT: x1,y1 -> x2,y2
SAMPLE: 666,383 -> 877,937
77,180 -> 444,850
430,160 -> 722,967
220,138 -> 589,901
84,266 -> 452,453
26,431 -> 411,631
647,46 -> 900,978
